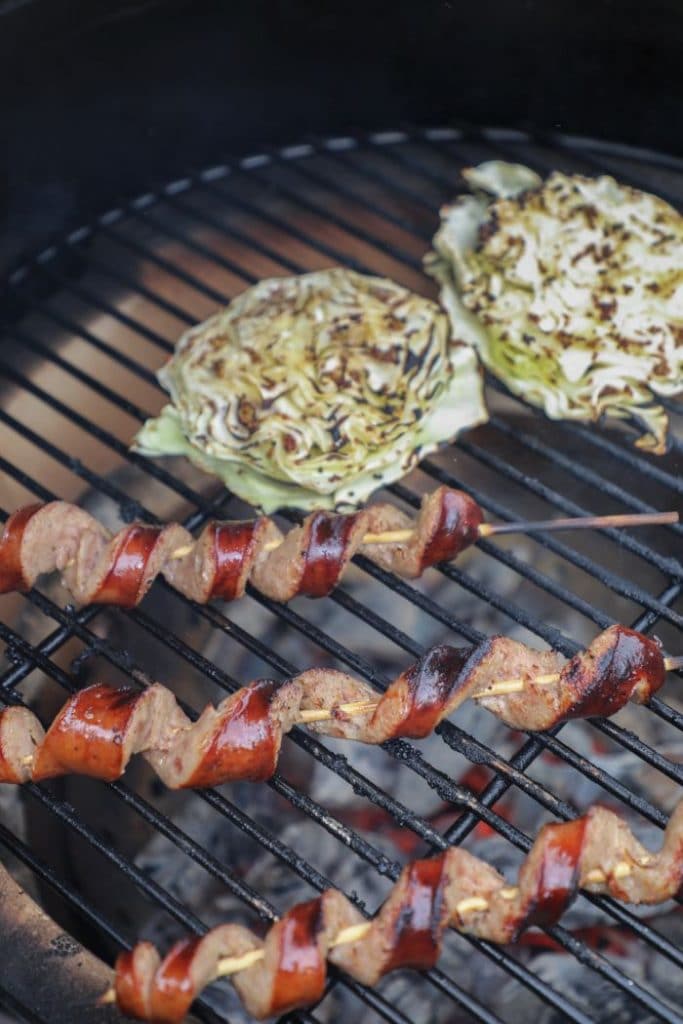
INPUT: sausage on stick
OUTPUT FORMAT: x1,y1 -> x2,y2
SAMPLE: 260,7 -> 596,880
0,488 -> 676,607
0,626 -> 675,789
100,793 -> 683,1021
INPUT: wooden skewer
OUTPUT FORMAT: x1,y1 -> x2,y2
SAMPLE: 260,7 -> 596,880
299,700 -> 379,723
477,511 -> 679,538
159,510 -> 680,563
296,673 -> 575,724
99,853 -> 651,1005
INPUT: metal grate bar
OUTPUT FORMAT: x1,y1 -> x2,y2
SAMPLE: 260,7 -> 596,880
534,133 -> 683,210
198,179 -> 374,276
158,195 -> 311,275
0,985 -> 52,1024
314,145 -> 439,219
29,262 -> 176,352
6,325 -> 151,422
420,451 -> 683,622
487,413 -> 682,538
0,359 -> 217,510
398,470 -> 674,635
99,221 -> 232,304
234,163 -> 424,272
357,131 -> 465,190
265,146 -> 434,239
56,247 -> 197,325
132,206 -> 281,286
0,820 -> 131,953
20,293 -> 160,386
484,378 -> 683,498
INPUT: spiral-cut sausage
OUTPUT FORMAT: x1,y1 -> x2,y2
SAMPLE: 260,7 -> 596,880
113,798 -> 683,1021
0,486 -> 482,607
0,626 -> 665,789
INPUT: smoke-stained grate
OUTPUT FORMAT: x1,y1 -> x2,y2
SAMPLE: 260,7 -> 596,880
0,127 -> 682,1024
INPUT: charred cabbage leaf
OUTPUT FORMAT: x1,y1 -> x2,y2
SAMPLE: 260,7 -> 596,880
134,269 -> 487,511
426,161 -> 683,454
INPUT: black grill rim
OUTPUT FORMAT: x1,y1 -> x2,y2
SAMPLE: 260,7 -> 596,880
0,124 -> 682,1024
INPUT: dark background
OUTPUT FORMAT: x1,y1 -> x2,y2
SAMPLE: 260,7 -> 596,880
1,0 -> 682,271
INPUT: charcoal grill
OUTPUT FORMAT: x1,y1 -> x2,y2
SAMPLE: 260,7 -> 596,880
0,127 -> 682,1024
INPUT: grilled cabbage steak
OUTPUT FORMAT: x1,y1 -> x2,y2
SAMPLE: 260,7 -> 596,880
134,269 -> 487,511
426,161 -> 683,453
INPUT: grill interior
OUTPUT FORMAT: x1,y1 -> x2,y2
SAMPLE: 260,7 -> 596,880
0,126 -> 682,1024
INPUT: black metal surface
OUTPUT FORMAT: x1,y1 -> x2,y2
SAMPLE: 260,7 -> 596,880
5,1 -> 683,273
0,127 -> 682,1024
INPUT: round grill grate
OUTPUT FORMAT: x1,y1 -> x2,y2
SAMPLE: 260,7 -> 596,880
0,128 -> 682,1024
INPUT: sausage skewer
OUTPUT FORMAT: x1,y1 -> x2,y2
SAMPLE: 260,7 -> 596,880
100,793 -> 683,1022
0,626 -> 672,789
0,488 -> 676,607
11,645 -> 682,768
